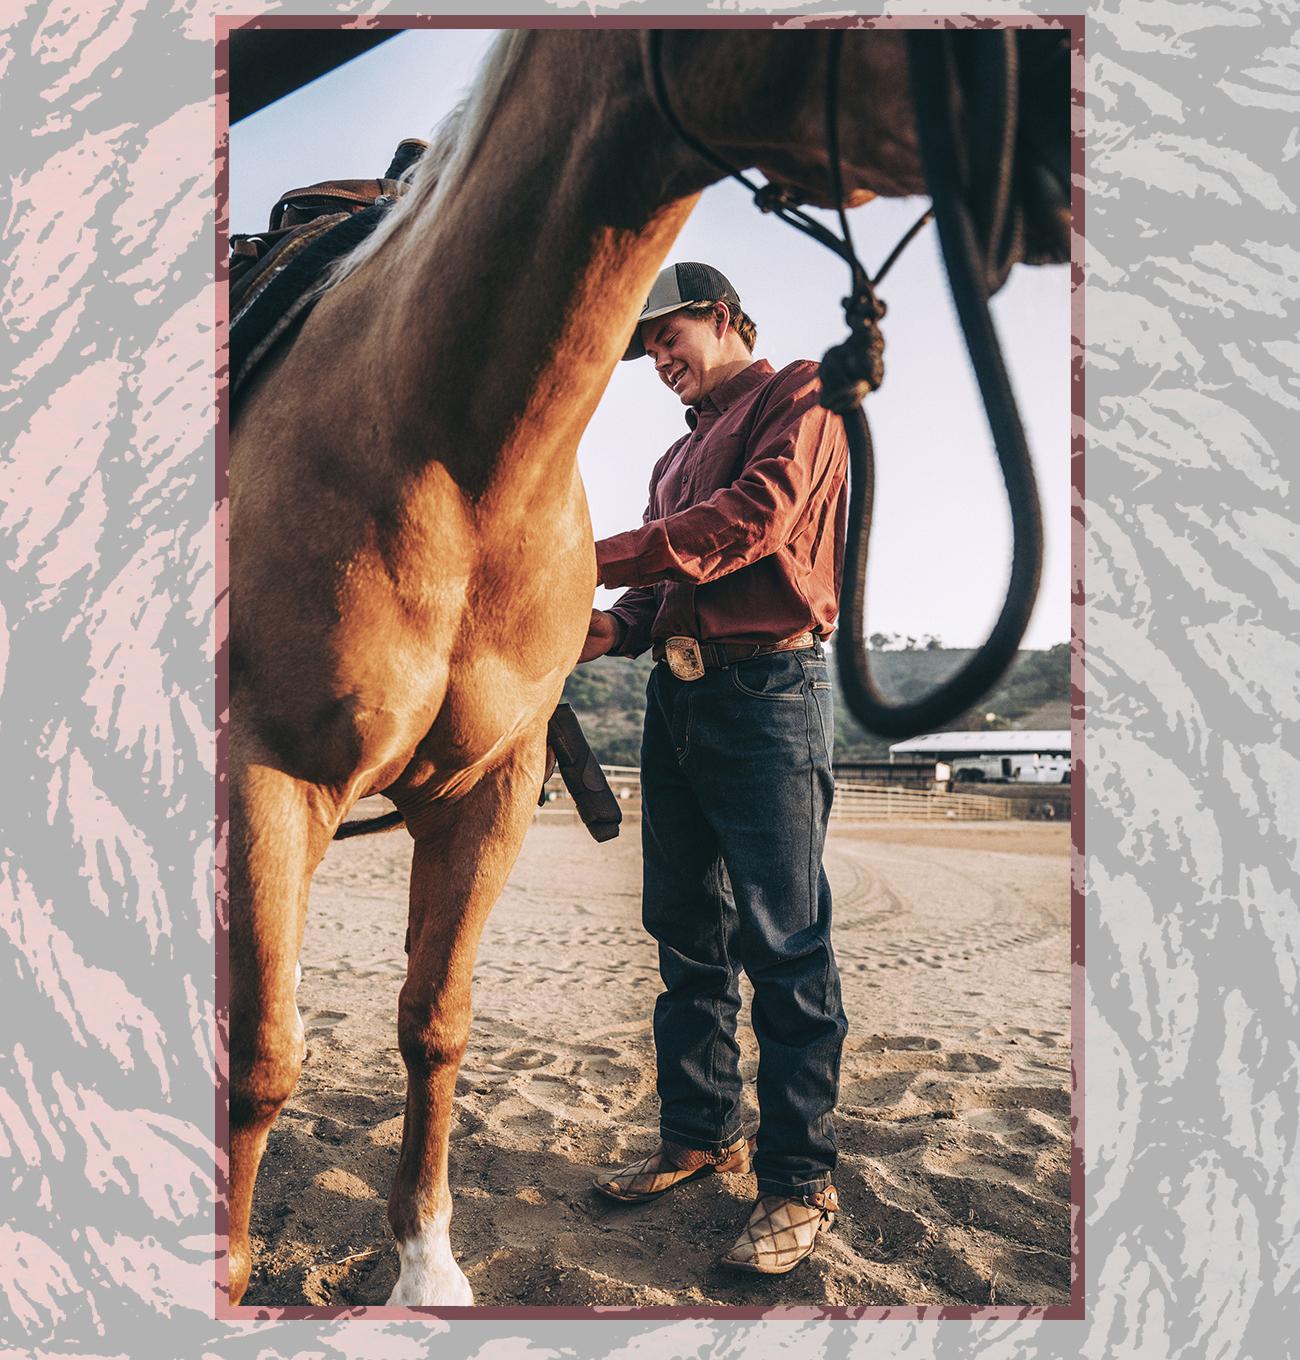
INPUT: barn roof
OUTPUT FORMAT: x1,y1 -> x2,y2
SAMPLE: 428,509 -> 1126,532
889,730 -> 1071,757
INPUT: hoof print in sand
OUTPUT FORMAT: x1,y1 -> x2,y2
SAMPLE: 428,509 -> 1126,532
488,1047 -> 557,1072
852,1035 -> 1001,1078
861,1034 -> 942,1052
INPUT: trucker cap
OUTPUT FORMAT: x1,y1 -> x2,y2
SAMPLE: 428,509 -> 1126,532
622,262 -> 743,361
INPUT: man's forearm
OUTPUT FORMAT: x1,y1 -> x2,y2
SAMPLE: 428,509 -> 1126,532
595,489 -> 782,590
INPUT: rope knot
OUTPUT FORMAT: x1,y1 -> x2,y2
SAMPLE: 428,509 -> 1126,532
818,284 -> 887,412
844,286 -> 887,326
753,183 -> 798,214
818,324 -> 886,412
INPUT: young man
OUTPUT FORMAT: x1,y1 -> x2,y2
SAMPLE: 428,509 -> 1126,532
581,262 -> 850,1275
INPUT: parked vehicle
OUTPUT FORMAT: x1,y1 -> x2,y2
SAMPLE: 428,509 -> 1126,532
952,755 -> 1070,784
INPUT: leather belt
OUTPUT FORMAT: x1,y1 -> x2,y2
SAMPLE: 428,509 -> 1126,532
653,632 -> 816,681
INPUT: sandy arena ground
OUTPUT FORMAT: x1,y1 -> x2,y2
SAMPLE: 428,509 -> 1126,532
244,813 -> 1074,1310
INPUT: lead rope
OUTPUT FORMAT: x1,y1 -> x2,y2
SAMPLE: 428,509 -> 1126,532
646,29 -> 1044,739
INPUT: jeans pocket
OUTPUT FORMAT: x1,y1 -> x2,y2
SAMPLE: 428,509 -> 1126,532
796,654 -> 835,762
729,652 -> 807,701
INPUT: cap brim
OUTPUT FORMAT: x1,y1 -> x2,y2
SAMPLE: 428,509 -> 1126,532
621,301 -> 692,361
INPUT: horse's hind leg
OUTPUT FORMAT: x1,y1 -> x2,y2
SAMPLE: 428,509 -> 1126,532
225,749 -> 327,1304
386,737 -> 546,1307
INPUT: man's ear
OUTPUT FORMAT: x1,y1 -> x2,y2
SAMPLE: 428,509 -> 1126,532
713,301 -> 730,337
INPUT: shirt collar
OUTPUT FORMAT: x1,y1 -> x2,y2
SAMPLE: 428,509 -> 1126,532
684,358 -> 775,430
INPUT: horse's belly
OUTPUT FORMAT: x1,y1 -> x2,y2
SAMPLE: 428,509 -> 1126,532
377,660 -> 564,804
234,458 -> 593,796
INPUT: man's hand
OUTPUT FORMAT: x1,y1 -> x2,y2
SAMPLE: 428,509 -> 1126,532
578,609 -> 621,663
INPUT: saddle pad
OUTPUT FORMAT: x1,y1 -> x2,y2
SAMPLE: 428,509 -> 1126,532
228,201 -> 389,402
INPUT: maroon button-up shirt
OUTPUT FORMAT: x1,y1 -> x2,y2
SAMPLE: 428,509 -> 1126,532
596,358 -> 848,657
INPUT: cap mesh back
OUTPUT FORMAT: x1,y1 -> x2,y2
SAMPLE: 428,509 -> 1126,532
675,262 -> 740,309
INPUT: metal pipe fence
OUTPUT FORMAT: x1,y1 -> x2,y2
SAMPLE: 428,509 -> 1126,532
827,781 -> 1012,822
537,769 -> 1012,823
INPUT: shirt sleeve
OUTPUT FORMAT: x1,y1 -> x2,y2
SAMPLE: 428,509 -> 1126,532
595,366 -> 846,589
596,465 -> 666,658
605,587 -> 658,658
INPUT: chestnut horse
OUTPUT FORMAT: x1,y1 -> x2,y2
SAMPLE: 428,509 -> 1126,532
228,27 -> 1058,1306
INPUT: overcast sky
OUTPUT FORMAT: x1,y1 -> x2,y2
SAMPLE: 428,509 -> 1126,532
228,27 -> 1071,649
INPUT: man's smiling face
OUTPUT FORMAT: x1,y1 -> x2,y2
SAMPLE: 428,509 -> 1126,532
640,307 -> 727,408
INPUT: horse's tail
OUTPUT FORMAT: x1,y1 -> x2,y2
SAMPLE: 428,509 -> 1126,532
334,810 -> 405,840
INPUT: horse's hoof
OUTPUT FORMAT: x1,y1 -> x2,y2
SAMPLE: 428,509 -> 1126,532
387,1276 -> 474,1308
387,1233 -> 474,1307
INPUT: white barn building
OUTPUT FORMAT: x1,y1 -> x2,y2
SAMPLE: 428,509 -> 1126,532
888,730 -> 1072,785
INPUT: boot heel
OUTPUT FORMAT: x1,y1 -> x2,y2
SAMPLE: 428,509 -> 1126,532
715,1138 -> 752,1174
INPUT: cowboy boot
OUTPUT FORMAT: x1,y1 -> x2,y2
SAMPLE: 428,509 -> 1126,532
720,1185 -> 839,1274
593,1133 -> 752,1203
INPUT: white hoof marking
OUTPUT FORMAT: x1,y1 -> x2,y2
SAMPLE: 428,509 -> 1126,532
388,1221 -> 473,1307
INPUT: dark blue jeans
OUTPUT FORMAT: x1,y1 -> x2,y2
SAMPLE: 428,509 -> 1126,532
640,642 -> 847,1198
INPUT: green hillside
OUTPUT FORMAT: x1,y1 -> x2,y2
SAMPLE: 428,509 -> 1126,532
562,641 -> 1071,766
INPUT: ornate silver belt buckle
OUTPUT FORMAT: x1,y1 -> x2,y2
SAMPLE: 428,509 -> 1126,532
664,636 -> 705,681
